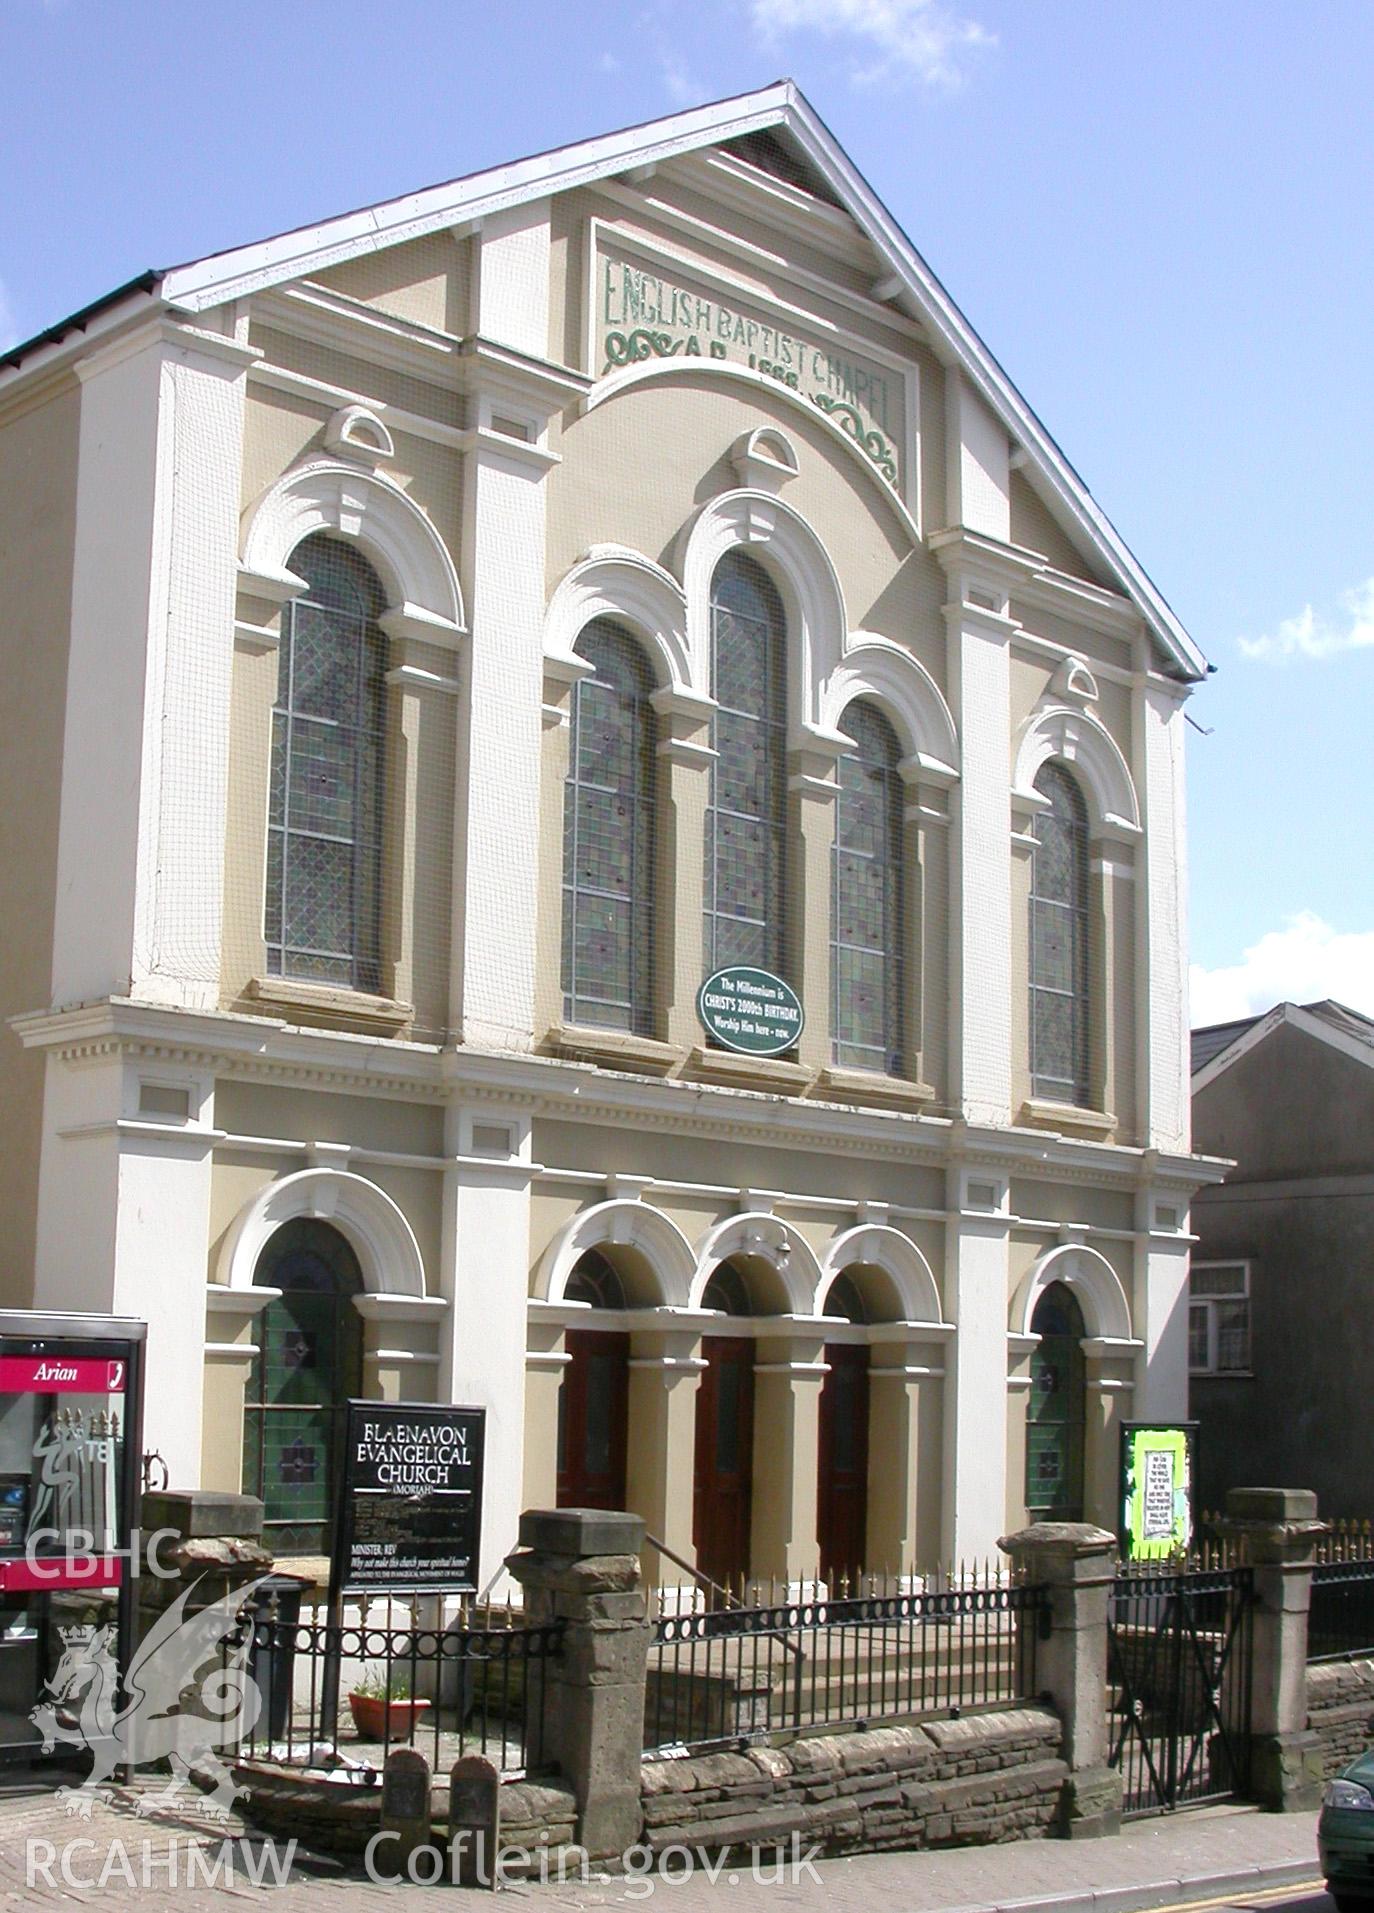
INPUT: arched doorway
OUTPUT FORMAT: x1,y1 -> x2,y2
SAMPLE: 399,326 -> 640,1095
693,1260 -> 757,1593
817,1272 -> 871,1587
557,1250 -> 630,1512
1026,1281 -> 1086,1521
242,1219 -> 363,1553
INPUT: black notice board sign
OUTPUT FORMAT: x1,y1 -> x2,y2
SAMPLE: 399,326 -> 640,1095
333,1400 -> 485,1595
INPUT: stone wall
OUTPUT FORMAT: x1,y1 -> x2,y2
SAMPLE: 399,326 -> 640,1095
1307,1660 -> 1374,1778
235,1715 -> 1063,1863
639,1707 -> 1066,1857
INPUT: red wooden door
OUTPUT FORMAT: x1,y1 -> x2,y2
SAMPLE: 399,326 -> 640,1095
818,1343 -> 870,1585
557,1331 -> 629,1511
692,1336 -> 755,1594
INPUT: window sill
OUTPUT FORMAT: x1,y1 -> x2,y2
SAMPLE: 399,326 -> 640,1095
1189,1370 -> 1254,1381
247,975 -> 413,1036
686,1047 -> 812,1095
1019,1097 -> 1117,1139
810,1067 -> 936,1112
545,1023 -> 684,1076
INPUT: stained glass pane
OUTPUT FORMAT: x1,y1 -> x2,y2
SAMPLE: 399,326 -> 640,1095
284,836 -> 353,961
705,552 -> 789,985
244,1220 -> 363,1552
832,701 -> 903,1074
562,622 -> 656,1033
288,720 -> 355,838
263,534 -> 386,991
1029,764 -> 1089,1102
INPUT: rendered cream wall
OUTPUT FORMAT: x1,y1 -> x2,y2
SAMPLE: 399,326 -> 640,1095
547,381 -> 946,686
311,233 -> 471,337
1009,473 -> 1113,589
530,1118 -> 947,1213
0,379 -> 81,1304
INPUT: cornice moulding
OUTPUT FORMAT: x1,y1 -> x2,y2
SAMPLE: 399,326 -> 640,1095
8,999 -> 1227,1193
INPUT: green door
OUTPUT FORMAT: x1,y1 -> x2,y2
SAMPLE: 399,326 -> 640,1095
1025,1281 -> 1086,1521
242,1220 -> 363,1554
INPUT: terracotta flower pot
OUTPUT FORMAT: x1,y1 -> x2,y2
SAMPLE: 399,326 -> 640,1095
347,1692 -> 432,1741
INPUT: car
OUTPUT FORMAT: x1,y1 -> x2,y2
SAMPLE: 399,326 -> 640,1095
1320,1752 -> 1374,1909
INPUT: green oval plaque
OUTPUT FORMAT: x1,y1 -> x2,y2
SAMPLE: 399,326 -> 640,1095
697,967 -> 805,1058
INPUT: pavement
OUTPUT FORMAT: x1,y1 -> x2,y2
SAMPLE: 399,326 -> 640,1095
0,1781 -> 1328,1910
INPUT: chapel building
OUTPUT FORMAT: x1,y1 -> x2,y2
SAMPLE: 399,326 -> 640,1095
0,85 -> 1222,1589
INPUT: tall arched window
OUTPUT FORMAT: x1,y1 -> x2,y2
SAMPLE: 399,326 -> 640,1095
265,533 -> 387,991
833,702 -> 904,1073
242,1219 -> 363,1553
704,552 -> 788,978
1029,763 -> 1091,1105
1026,1280 -> 1086,1520
562,621 -> 657,1033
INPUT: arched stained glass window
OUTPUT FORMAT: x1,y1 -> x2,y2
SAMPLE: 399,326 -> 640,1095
1026,1280 -> 1086,1520
242,1219 -> 363,1554
704,552 -> 788,979
562,621 -> 657,1033
1029,763 -> 1091,1105
565,1248 -> 629,1310
832,701 -> 904,1073
266,534 -> 387,990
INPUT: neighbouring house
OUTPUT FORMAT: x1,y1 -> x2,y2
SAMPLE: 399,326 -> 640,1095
0,82 -> 1222,1596
1190,999 -> 1374,1515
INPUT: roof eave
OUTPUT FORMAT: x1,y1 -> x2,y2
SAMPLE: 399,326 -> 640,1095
0,272 -> 163,387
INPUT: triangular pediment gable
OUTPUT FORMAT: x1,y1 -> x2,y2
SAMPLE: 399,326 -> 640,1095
17,82 -> 1205,679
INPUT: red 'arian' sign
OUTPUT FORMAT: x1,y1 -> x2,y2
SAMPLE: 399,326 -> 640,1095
0,1556 -> 122,1591
0,1357 -> 126,1395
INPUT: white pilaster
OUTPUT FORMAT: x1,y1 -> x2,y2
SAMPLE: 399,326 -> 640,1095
32,1048 -> 216,1484
942,583 -> 1017,1126
943,372 -> 1010,542
1135,678 -> 1191,1152
942,1164 -> 1011,1563
474,201 -> 551,357
437,1105 -> 535,1592
454,207 -> 555,1049
1133,1182 -> 1192,1422
53,320 -> 251,1013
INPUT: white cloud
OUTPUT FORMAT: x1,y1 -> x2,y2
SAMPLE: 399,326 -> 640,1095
0,277 -> 18,355
1190,911 -> 1374,1027
1237,577 -> 1374,663
749,0 -> 995,88
659,53 -> 701,106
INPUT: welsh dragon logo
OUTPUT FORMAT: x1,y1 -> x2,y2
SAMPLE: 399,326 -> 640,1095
30,1575 -> 272,1818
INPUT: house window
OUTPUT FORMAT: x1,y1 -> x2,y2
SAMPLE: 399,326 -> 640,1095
561,621 -> 657,1033
265,534 -> 387,991
1029,762 -> 1090,1104
704,552 -> 788,981
832,701 -> 904,1073
1189,1262 -> 1251,1375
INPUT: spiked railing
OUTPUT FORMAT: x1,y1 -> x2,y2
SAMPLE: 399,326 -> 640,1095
643,1558 -> 1044,1756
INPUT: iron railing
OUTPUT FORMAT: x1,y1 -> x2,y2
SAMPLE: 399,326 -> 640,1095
644,1576 -> 1045,1755
1309,1556 -> 1374,1662
234,1600 -> 563,1778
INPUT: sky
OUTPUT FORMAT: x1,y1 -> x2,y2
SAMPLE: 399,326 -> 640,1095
3,0 -> 1371,1029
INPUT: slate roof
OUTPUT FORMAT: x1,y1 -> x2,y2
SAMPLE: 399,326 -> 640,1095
1191,999 -> 1374,1078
